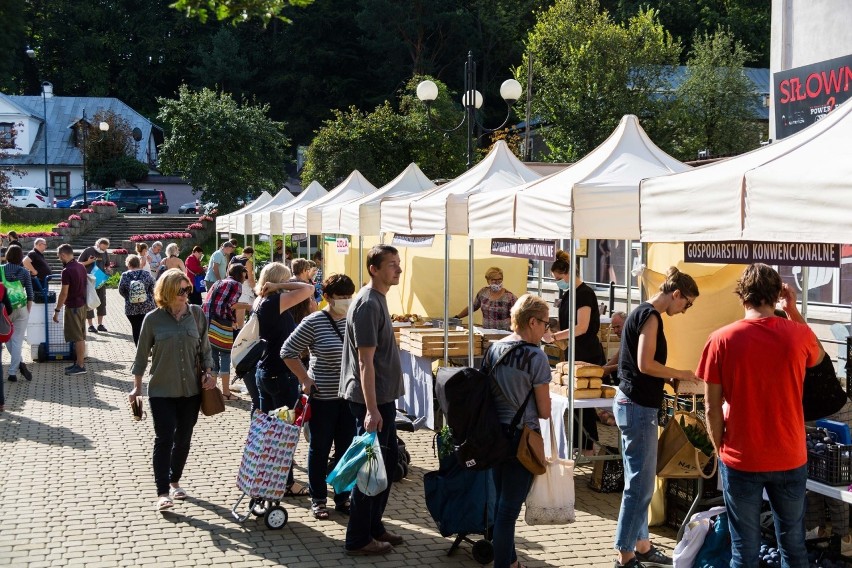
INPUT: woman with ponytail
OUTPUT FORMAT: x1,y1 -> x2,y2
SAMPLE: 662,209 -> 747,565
613,266 -> 700,568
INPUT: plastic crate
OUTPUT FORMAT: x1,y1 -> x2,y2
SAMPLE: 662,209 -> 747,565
807,444 -> 852,485
666,475 -> 722,503
659,394 -> 705,427
664,493 -> 693,530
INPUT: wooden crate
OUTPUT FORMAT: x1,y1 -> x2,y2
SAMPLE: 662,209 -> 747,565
400,328 -> 482,358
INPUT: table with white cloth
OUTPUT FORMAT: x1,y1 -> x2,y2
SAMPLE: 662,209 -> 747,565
541,393 -> 619,463
396,349 -> 436,429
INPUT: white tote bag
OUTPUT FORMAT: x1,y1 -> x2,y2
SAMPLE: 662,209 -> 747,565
672,506 -> 727,568
524,418 -> 575,525
231,313 -> 261,371
86,274 -> 101,310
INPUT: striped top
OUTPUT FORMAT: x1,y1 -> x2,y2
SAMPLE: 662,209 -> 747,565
280,309 -> 346,401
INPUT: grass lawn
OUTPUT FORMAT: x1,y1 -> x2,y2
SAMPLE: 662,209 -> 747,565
0,222 -> 59,235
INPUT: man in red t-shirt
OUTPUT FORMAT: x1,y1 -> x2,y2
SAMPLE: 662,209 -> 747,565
697,264 -> 820,567
53,244 -> 90,376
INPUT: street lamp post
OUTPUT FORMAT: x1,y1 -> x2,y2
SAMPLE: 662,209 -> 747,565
25,49 -> 50,199
80,109 -> 110,207
415,52 -> 523,365
416,50 -> 522,169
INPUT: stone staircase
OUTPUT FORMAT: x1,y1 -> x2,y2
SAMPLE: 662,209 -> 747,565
47,214 -> 199,274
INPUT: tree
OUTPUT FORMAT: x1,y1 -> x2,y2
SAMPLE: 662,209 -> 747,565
82,110 -> 149,189
0,124 -> 24,208
301,77 -> 467,187
189,28 -> 255,97
671,29 -> 763,160
170,0 -> 314,25
157,86 -> 290,212
523,0 -> 681,162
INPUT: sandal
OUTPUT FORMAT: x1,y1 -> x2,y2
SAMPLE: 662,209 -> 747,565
283,482 -> 310,497
222,392 -> 241,401
157,496 -> 174,511
169,486 -> 188,500
311,502 -> 330,520
334,499 -> 351,515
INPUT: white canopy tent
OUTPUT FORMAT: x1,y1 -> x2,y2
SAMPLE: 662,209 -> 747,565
252,181 -> 327,236
322,163 -> 435,236
467,115 -> 689,240
280,170 -> 378,235
639,104 -> 849,244
215,191 -> 272,233
231,188 -> 294,235
381,141 -> 540,235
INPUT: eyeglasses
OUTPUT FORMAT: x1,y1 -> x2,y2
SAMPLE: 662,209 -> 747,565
533,317 -> 551,330
684,297 -> 694,310
177,286 -> 194,296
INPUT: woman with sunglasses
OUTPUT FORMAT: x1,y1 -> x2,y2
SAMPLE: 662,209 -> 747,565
128,268 -> 216,511
547,249 -> 605,457
485,294 -> 552,568
613,266 -> 699,568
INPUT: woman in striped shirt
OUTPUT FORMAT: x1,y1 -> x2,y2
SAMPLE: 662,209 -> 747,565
282,273 -> 356,520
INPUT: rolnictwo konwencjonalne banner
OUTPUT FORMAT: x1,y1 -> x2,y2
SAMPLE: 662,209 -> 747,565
774,53 -> 852,139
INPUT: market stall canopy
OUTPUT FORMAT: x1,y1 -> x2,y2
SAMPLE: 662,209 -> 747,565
322,163 -> 436,236
215,191 -> 272,232
382,141 -> 540,235
280,170 -> 378,235
468,115 -> 688,240
231,188 -> 294,235
743,101 -> 852,244
252,181 -> 327,235
639,103 -> 846,243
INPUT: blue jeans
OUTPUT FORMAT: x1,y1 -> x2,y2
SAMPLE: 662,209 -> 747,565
308,398 -> 356,506
613,388 -> 659,551
149,395 -> 202,496
211,347 -> 231,376
256,368 -> 299,413
721,462 -> 808,568
492,455 -> 534,568
345,402 -> 398,551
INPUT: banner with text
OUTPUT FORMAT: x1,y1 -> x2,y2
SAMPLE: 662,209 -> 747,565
684,241 -> 840,268
490,238 -> 557,261
391,234 -> 435,248
291,233 -> 307,242
336,237 -> 350,255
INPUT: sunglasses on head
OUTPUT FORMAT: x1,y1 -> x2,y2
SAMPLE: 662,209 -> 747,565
177,286 -> 194,296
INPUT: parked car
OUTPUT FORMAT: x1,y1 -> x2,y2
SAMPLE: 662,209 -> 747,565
178,201 -> 212,214
58,191 -> 106,208
102,188 -> 169,214
9,187 -> 48,208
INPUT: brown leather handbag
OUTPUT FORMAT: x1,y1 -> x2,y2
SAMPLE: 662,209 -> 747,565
517,425 -> 547,475
191,306 -> 225,417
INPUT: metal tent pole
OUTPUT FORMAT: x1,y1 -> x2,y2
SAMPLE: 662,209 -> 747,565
443,235 -> 450,366
802,266 -> 810,321
625,239 -> 632,314
566,238 -> 577,458
358,236 -> 364,288
468,238 -> 475,367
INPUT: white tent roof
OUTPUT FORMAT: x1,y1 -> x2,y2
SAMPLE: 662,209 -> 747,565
468,115 -> 689,240
743,102 -> 852,243
280,170 -> 378,235
382,141 -> 541,235
231,188 -> 294,235
253,181 -> 327,235
639,104 -> 847,243
216,191 -> 272,232
321,163 -> 436,236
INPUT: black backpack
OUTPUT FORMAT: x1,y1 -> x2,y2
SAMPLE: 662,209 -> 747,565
435,341 -> 534,471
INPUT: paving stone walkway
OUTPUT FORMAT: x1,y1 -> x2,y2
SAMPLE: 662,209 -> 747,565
0,290 -> 676,567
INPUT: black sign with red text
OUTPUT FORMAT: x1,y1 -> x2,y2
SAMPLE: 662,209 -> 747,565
774,53 -> 852,139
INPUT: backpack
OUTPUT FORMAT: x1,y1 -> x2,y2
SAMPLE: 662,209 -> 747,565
129,278 -> 147,304
435,341 -> 533,471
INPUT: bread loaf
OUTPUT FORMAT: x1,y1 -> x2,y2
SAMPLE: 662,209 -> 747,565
601,385 -> 616,398
551,370 -> 563,386
556,361 -> 572,374
588,378 -> 603,389
574,361 -> 605,378
574,377 -> 589,389
574,388 -> 602,399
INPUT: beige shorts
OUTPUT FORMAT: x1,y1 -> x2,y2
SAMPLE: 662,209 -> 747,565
64,306 -> 87,343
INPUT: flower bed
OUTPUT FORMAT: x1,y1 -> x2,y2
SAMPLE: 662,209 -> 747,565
68,214 -> 82,221
18,231 -> 59,238
56,222 -> 70,228
129,232 -> 193,242
111,248 -> 129,255
187,223 -> 204,230
90,200 -> 116,207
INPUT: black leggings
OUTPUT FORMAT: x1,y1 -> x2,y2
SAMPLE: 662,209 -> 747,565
149,395 -> 201,496
127,314 -> 145,345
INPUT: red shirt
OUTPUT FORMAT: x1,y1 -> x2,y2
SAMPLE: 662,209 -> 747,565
697,317 -> 820,472
61,259 -> 88,309
185,254 -> 203,279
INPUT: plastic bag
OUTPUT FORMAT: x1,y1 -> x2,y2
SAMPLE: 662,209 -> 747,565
86,274 -> 101,310
673,506 -> 726,567
326,432 -> 376,494
356,435 -> 388,496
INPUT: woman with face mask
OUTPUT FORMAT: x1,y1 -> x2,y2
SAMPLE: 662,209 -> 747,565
454,267 -> 517,331
546,249 -> 606,457
281,273 -> 357,520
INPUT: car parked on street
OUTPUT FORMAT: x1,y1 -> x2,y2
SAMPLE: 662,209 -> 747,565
56,191 -> 106,208
8,186 -> 48,208
102,188 -> 169,213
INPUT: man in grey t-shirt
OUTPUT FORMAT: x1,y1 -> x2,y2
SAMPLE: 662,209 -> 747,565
339,245 -> 404,556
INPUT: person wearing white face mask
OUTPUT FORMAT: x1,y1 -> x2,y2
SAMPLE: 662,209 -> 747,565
282,273 -> 357,520
454,266 -> 517,331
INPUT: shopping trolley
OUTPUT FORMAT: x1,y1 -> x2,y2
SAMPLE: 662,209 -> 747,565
31,275 -> 74,362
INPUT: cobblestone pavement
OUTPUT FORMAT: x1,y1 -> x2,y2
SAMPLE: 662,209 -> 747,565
0,290 -> 676,567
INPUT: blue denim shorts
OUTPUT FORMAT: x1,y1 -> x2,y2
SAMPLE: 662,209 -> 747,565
212,347 -> 231,375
